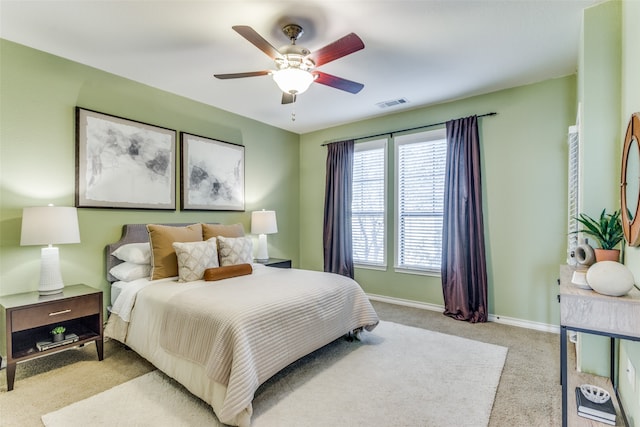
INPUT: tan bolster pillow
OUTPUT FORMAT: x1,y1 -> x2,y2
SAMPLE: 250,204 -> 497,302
204,263 -> 253,281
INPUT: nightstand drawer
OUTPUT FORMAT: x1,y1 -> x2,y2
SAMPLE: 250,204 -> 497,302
11,294 -> 100,331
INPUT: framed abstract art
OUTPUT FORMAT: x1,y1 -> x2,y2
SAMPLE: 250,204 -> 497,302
75,107 -> 176,209
180,132 -> 245,211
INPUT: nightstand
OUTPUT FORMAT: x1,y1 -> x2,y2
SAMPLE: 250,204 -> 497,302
256,258 -> 292,269
0,284 -> 103,391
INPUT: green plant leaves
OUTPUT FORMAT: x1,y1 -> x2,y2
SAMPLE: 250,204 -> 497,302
573,209 -> 623,250
51,326 -> 66,335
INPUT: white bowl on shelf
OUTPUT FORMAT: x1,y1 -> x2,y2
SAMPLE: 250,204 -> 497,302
571,270 -> 590,289
580,384 -> 610,404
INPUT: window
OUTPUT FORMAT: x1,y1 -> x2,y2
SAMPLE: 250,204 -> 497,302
352,139 -> 387,267
395,129 -> 447,274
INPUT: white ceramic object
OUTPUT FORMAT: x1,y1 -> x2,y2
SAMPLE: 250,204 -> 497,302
571,270 -> 590,289
575,244 -> 596,266
586,261 -> 635,296
580,384 -> 610,404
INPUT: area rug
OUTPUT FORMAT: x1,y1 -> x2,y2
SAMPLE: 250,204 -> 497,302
42,321 -> 507,427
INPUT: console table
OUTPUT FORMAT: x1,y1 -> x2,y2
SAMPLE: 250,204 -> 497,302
559,265 -> 640,426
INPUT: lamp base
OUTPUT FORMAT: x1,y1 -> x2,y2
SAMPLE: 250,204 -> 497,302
39,287 -> 64,296
39,246 -> 64,296
255,234 -> 269,262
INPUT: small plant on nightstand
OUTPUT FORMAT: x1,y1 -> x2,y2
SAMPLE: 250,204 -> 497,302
51,326 -> 66,342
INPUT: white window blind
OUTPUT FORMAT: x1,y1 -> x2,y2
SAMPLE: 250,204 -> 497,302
567,124 -> 580,264
395,129 -> 447,273
352,139 -> 387,267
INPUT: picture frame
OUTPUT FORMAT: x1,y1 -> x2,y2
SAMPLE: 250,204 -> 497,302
75,107 -> 176,210
180,132 -> 245,211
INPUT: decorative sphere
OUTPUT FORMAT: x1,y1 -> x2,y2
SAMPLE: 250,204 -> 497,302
586,261 -> 635,296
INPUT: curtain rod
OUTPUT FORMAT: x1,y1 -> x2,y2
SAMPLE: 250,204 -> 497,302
321,112 -> 497,146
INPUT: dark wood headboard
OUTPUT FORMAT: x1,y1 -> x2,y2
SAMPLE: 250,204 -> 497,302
105,223 -> 217,283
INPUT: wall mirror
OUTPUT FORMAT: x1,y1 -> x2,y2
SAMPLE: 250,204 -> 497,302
620,112 -> 640,246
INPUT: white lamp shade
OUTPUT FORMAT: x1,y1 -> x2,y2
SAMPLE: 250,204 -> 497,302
251,210 -> 278,235
21,206 -> 80,296
21,206 -> 81,246
272,68 -> 314,95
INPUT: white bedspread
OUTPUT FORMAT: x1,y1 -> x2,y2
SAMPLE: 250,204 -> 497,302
105,264 -> 379,426
109,276 -> 176,321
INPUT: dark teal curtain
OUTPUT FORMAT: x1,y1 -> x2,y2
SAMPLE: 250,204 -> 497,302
323,140 -> 354,278
441,116 -> 488,323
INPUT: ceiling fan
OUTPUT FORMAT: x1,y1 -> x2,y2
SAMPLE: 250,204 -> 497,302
214,24 -> 365,104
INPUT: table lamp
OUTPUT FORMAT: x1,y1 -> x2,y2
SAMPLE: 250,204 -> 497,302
20,205 -> 81,295
251,209 -> 278,261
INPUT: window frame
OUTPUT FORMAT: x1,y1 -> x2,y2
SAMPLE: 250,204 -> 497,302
352,138 -> 388,270
567,122 -> 581,265
393,128 -> 447,276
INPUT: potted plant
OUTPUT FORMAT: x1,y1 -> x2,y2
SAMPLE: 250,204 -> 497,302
574,209 -> 624,262
50,326 -> 66,342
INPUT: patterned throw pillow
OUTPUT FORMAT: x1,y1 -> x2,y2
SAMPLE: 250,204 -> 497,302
172,239 -> 219,282
216,236 -> 253,266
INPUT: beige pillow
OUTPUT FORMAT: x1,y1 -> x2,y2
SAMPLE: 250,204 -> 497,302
173,239 -> 219,282
202,223 -> 245,241
147,224 -> 203,280
216,235 -> 253,266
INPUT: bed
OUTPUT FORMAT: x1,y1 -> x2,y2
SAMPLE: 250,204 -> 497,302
103,223 -> 379,426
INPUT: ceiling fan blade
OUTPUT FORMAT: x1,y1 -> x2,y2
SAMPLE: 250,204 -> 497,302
281,93 -> 296,104
308,33 -> 364,67
232,25 -> 283,60
313,71 -> 364,94
214,71 -> 270,79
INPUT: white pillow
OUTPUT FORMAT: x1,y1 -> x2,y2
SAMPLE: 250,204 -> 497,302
173,238 -> 219,282
111,243 -> 151,264
109,262 -> 151,282
216,236 -> 253,266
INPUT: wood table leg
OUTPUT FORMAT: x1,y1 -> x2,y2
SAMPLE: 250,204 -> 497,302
560,326 -> 568,427
6,362 -> 16,391
96,338 -> 104,361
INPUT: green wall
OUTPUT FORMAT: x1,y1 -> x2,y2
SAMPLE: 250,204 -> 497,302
580,0 -> 621,215
577,0 -> 639,422
618,0 -> 640,423
300,75 -> 577,327
576,0 -> 623,378
0,39 -> 300,308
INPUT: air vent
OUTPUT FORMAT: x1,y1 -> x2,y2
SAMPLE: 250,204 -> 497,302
376,98 -> 409,109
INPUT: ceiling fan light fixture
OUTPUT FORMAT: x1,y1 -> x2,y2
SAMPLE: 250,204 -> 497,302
216,25 -> 365,104
273,68 -> 314,95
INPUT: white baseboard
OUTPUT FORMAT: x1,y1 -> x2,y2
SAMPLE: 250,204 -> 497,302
367,293 -> 560,334
367,293 -> 444,312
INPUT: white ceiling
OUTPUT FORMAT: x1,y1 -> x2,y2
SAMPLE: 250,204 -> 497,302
0,0 -> 604,134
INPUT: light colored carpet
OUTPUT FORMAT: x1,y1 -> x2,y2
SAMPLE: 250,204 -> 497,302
41,321 -> 507,427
